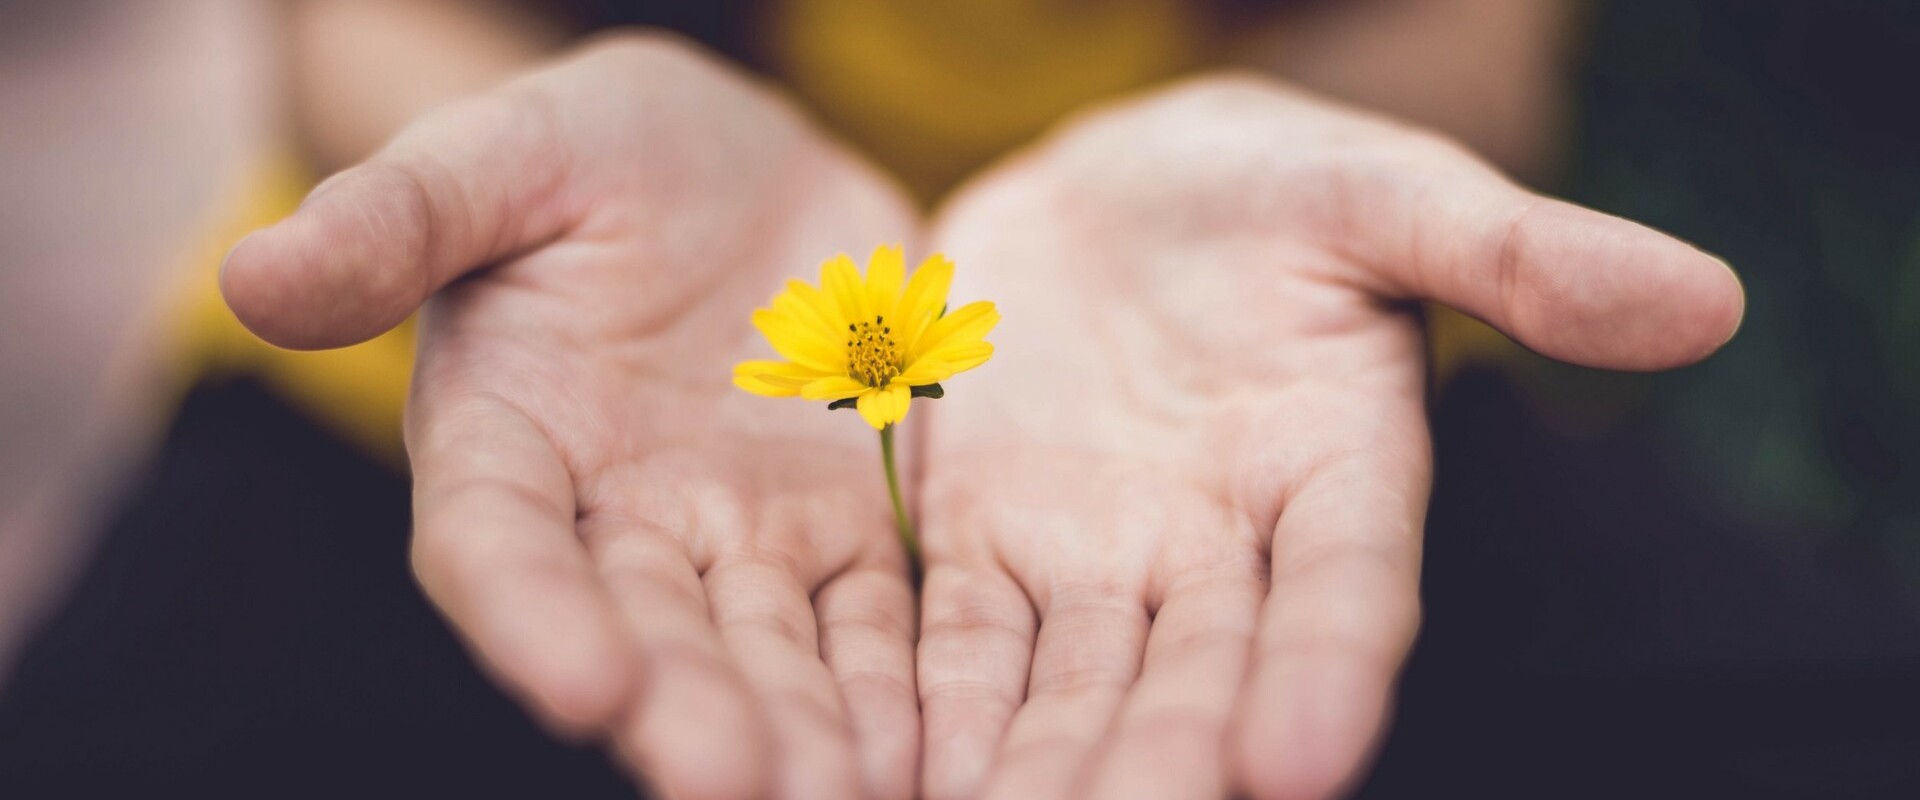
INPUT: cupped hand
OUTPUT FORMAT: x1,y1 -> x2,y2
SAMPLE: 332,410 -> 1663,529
913,74 -> 1744,800
223,34 -> 923,800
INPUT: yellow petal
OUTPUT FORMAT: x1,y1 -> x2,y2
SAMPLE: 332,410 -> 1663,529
855,383 -> 911,429
785,279 -> 846,329
894,254 -> 953,350
893,357 -> 954,386
732,359 -> 828,397
733,358 -> 826,384
753,309 -> 846,373
911,301 -> 998,361
772,283 -> 839,338
921,340 -> 994,373
821,253 -> 867,324
800,375 -> 868,401
734,374 -> 795,397
865,244 -> 905,317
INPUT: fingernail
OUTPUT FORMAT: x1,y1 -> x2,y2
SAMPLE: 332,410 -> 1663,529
1710,254 -> 1746,348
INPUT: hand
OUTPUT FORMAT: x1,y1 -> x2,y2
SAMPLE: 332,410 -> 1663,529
223,34 -> 923,800
913,74 -> 1743,799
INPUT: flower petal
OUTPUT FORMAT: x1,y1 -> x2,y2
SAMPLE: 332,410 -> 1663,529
911,300 -> 998,361
921,340 -> 994,373
734,374 -> 795,397
894,254 -> 953,350
866,244 -> 905,317
773,281 -> 841,338
801,375 -> 869,401
789,280 -> 848,335
893,357 -> 954,386
855,383 -> 911,429
732,359 -> 829,397
821,253 -> 868,324
753,309 -> 846,373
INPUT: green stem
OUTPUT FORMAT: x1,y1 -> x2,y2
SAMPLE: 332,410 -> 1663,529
879,424 -> 920,568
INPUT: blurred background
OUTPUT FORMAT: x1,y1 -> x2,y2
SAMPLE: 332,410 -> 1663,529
1,0 -> 1916,796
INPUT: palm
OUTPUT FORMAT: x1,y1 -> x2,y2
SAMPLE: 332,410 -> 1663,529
225,44 -> 1742,800
227,37 -> 923,800
919,239 -> 1421,800
415,170 -> 915,798
912,76 -> 1741,800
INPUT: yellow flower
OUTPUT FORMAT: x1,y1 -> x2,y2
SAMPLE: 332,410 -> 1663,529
734,245 -> 997,429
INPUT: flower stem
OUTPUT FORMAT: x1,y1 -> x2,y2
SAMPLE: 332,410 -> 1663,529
879,424 -> 919,568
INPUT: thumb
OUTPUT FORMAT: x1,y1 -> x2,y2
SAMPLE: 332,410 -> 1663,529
1346,147 -> 1746,371
220,88 -> 573,350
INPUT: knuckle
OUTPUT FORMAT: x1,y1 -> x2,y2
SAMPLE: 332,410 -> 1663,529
770,685 -> 857,741
368,160 -> 447,288
923,589 -> 1032,644
1030,664 -> 1132,695
641,636 -> 735,678
405,390 -> 508,456
838,667 -> 919,708
713,588 -> 816,647
1271,536 -> 1413,591
425,474 -> 571,525
826,601 -> 914,641
303,160 -> 441,316
920,678 -> 1018,708
1156,624 -> 1251,659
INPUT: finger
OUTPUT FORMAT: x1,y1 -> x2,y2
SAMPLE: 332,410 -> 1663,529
704,554 -> 864,800
407,395 -> 628,737
220,80 -> 577,350
1082,567 -> 1265,800
816,562 -> 921,800
979,588 -> 1150,800
581,522 -> 772,800
1231,436 -> 1429,800
917,565 -> 1038,800
1345,143 -> 1744,370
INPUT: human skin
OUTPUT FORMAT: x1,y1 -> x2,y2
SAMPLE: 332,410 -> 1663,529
224,35 -> 926,800
0,0 -> 1576,714
222,35 -> 1744,800
913,77 -> 1743,800
0,0 -> 273,684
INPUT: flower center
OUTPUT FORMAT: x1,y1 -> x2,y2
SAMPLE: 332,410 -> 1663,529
847,315 -> 901,387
